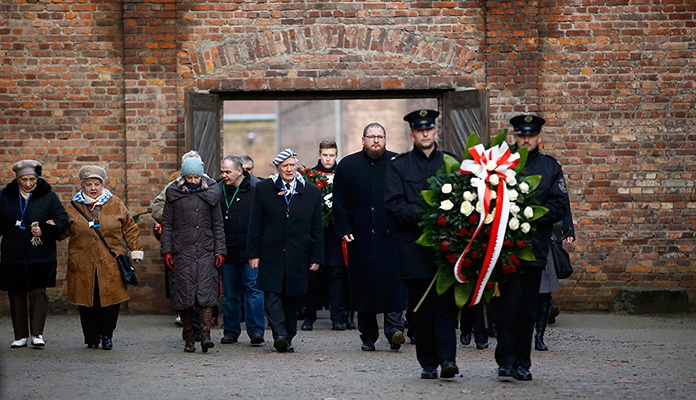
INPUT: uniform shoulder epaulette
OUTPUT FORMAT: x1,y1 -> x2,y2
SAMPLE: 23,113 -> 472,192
390,152 -> 407,161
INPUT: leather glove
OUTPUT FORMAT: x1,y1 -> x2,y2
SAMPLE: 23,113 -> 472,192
214,254 -> 225,269
163,253 -> 174,270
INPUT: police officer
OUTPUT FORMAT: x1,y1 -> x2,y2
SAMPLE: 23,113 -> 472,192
495,114 -> 571,381
384,109 -> 459,380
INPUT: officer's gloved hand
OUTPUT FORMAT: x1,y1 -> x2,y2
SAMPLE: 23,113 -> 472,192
214,254 -> 225,269
163,253 -> 174,270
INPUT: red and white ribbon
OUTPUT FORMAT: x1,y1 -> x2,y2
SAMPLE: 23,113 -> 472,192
454,142 -> 520,306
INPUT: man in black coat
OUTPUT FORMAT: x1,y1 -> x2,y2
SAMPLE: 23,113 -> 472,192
301,140 -> 348,332
247,149 -> 324,353
333,122 -> 407,352
219,155 -> 265,346
384,110 -> 459,379
494,114 -> 570,381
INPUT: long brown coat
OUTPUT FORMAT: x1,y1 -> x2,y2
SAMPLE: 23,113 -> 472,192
160,177 -> 226,311
63,195 -> 143,307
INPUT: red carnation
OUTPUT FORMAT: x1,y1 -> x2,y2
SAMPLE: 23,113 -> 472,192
502,264 -> 516,274
439,242 -> 450,252
458,227 -> 468,237
308,171 -> 315,177
461,258 -> 472,269
468,214 -> 478,225
316,170 -> 324,175
517,240 -> 527,249
304,167 -> 311,172
316,181 -> 325,189
482,243 -> 488,252
447,253 -> 458,264
509,254 -> 521,267
469,250 -> 479,260
504,239 -> 514,248
437,216 -> 447,226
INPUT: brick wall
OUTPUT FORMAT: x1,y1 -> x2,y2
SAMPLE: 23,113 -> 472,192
0,1 -> 693,314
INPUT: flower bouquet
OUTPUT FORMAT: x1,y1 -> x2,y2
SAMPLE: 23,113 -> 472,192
416,130 -> 548,308
302,167 -> 334,228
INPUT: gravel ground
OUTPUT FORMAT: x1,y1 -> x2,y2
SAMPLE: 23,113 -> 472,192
1,311 -> 695,399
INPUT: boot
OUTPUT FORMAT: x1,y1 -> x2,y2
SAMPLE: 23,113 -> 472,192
548,298 -> 560,325
181,309 -> 196,353
534,299 -> 550,351
200,307 -> 215,353
346,311 -> 356,330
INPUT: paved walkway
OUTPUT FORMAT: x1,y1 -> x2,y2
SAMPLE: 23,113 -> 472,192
1,311 -> 695,399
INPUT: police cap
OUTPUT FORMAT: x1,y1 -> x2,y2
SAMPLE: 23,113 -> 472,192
403,109 -> 439,130
509,114 -> 546,136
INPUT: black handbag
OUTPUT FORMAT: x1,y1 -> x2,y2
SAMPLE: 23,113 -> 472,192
550,238 -> 573,279
70,201 -> 139,285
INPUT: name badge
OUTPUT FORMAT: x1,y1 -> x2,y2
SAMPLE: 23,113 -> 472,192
16,220 -> 25,229
88,221 -> 100,229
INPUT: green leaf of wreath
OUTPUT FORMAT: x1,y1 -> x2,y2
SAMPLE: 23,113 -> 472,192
454,281 -> 473,309
529,205 -> 549,221
515,146 -> 528,173
518,246 -> 537,261
436,268 -> 456,295
462,132 -> 482,160
523,175 -> 542,192
443,154 -> 461,174
489,129 -> 508,148
421,189 -> 437,207
415,232 -> 436,248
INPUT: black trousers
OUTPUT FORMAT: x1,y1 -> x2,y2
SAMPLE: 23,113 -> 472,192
358,311 -> 405,344
78,278 -> 121,344
494,267 -> 543,370
304,265 -> 347,325
460,302 -> 488,345
405,278 -> 458,369
265,291 -> 299,343
8,288 -> 49,339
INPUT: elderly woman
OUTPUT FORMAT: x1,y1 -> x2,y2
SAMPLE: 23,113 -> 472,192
160,157 -> 226,353
62,165 -> 143,350
0,160 -> 69,348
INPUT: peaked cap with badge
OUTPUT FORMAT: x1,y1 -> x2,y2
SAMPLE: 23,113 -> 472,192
403,109 -> 440,130
509,114 -> 546,136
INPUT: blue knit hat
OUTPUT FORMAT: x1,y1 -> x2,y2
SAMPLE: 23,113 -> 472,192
181,157 -> 204,177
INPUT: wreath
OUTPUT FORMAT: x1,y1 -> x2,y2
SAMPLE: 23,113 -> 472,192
301,167 -> 334,228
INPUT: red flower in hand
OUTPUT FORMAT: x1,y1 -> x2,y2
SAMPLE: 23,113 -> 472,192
316,181 -> 325,189
440,242 -> 450,252
509,254 -> 521,267
517,240 -> 527,249
437,216 -> 447,226
502,265 -> 517,274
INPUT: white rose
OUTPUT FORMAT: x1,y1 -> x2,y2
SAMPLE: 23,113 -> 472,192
523,206 -> 534,219
463,191 -> 476,202
519,182 -> 529,194
470,177 -> 483,188
510,204 -> 520,215
460,201 -> 474,216
475,201 -> 483,214
484,213 -> 495,224
506,175 -> 517,186
441,183 -> 453,194
490,190 -> 497,200
521,222 -> 531,233
489,174 -> 499,186
508,189 -> 519,201
508,217 -> 520,231
439,199 -> 454,211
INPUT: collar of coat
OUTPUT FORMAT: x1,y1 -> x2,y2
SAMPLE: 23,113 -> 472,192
167,176 -> 220,206
273,174 -> 306,195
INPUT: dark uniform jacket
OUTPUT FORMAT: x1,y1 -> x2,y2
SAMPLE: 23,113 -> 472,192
518,147 -> 570,268
333,149 -> 406,313
312,161 -> 344,267
384,144 -> 447,279
247,176 -> 324,296
219,171 -> 255,263
161,177 -> 226,310
0,178 -> 68,291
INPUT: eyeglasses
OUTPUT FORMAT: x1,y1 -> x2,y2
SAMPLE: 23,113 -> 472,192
243,167 -> 253,171
363,135 -> 385,141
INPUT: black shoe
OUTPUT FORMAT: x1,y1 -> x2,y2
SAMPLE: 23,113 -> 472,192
498,365 -> 515,381
534,333 -> 548,351
488,325 -> 497,338
101,337 -> 113,350
87,342 -> 99,349
460,332 -> 471,346
301,320 -> 314,331
407,332 -> 416,344
514,366 -> 533,381
221,335 -> 238,344
361,342 -> 375,351
476,342 -> 489,349
332,323 -> 346,331
421,367 -> 438,379
439,361 -> 459,379
273,336 -> 288,353
287,344 -> 295,353
249,333 -> 265,346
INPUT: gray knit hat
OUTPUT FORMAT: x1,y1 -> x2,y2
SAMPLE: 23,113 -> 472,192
78,165 -> 107,182
12,160 -> 42,178
273,148 -> 297,166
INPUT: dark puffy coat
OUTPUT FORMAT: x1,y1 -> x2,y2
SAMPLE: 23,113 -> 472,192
247,177 -> 324,296
0,178 -> 68,291
160,177 -> 226,310
220,172 -> 255,262
384,145 -> 447,279
333,150 -> 406,313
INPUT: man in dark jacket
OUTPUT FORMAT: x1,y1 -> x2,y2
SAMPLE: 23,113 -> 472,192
219,155 -> 265,346
301,140 -> 348,332
247,149 -> 324,353
494,114 -> 570,381
333,122 -> 407,352
384,110 -> 459,379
